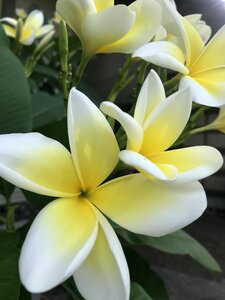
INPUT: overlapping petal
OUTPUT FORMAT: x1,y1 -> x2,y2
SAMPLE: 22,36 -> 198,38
99,0 -> 162,54
19,197 -> 98,293
68,88 -> 119,191
74,206 -> 129,300
100,101 -> 143,152
179,75 -> 225,107
24,10 -> 44,30
133,41 -> 189,74
36,24 -> 54,38
151,146 -> 223,184
82,5 -> 135,55
141,88 -> 192,155
134,70 -> 166,126
119,150 -> 178,181
0,133 -> 80,197
90,174 -> 207,236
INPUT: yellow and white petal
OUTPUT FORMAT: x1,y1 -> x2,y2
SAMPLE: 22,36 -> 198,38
0,17 -> 17,27
0,133 -> 81,197
74,206 -> 130,300
134,70 -> 165,126
181,17 -> 203,68
99,0 -> 162,54
133,41 -> 188,74
100,102 -> 143,152
151,146 -> 223,184
19,197 -> 98,293
82,5 -> 135,54
141,88 -> 192,155
184,14 -> 211,44
179,75 -> 225,107
20,25 -> 36,45
119,150 -> 178,181
2,24 -> 16,38
90,173 -> 207,236
25,10 -> 44,30
56,0 -> 96,38
36,24 -> 54,38
93,0 -> 114,12
190,25 -> 225,74
68,88 -> 119,191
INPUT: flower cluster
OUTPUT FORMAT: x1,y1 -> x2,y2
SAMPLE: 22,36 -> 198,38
0,0 -> 224,300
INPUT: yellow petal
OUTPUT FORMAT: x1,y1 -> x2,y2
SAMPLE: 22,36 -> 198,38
68,88 -> 119,191
19,197 -> 98,293
90,174 -> 207,236
93,0 -> 114,11
100,102 -> 143,152
0,133 -> 81,197
181,17 -> 203,67
140,88 -> 192,155
99,0 -> 162,53
190,25 -> 225,74
134,70 -> 166,126
2,24 -> 16,38
20,25 -> 36,45
151,146 -> 223,184
82,5 -> 135,55
74,206 -> 130,300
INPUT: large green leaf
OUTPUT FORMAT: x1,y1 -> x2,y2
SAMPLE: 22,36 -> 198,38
0,24 -> 31,133
117,227 -> 221,272
130,282 -> 153,300
125,249 -> 169,300
32,91 -> 64,129
0,231 -> 21,300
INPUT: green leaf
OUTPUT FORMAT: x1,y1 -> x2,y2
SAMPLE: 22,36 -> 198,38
33,65 -> 58,79
0,231 -> 20,300
125,249 -> 169,300
130,282 -> 153,300
32,91 -> 64,129
19,286 -> 31,300
0,24 -> 32,133
117,227 -> 221,272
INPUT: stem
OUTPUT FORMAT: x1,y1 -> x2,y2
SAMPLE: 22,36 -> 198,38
107,55 -> 134,102
73,52 -> 90,88
164,73 -> 182,91
190,125 -> 212,135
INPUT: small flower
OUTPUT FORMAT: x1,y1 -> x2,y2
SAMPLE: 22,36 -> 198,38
133,0 -> 225,107
101,70 -> 223,184
56,0 -> 162,59
0,88 -> 209,298
1,10 -> 54,45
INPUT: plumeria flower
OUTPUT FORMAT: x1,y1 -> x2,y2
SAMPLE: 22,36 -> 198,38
56,0 -> 162,60
0,88 -> 209,298
133,0 -> 225,107
101,70 -> 223,184
1,10 -> 54,45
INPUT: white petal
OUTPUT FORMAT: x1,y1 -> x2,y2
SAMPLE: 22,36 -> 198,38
100,101 -> 143,152
0,17 -> 17,27
25,10 -> 44,30
0,133 -> 80,197
134,69 -> 166,126
74,206 -> 130,300
91,174 -> 207,236
36,25 -> 54,38
133,41 -> 189,74
19,197 -> 98,293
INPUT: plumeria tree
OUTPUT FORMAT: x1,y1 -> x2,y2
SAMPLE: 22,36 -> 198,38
0,0 -> 224,299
